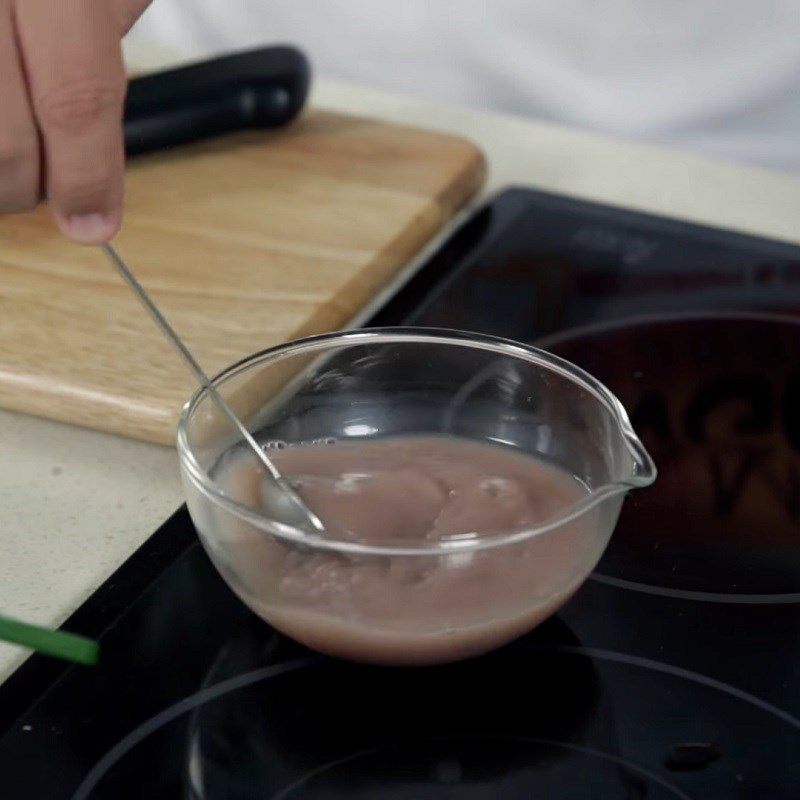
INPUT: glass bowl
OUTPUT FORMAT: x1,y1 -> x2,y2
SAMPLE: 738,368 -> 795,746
177,329 -> 656,665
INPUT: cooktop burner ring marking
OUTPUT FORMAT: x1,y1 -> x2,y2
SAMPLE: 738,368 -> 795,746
534,309 -> 800,351
590,572 -> 800,605
271,735 -> 695,800
71,657 -> 316,800
71,642 -> 800,799
531,644 -> 800,731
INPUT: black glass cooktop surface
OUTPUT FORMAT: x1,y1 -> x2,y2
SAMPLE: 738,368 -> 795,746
1,188 -> 799,799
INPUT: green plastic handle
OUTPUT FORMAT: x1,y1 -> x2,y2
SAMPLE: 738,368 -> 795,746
0,614 -> 99,665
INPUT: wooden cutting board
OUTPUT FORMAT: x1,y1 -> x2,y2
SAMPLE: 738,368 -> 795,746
0,110 -> 484,444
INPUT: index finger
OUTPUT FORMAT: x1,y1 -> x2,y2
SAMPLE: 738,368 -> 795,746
14,0 -> 126,243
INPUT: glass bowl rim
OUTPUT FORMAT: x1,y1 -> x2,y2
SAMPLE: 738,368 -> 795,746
176,327 -> 656,556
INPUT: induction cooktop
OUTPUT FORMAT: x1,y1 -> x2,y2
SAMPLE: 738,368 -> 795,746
1,188 -> 799,799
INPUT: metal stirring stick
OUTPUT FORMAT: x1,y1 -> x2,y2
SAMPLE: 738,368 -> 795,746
101,243 -> 325,534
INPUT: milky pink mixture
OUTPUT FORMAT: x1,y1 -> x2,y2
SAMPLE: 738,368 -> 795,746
207,436 -> 602,665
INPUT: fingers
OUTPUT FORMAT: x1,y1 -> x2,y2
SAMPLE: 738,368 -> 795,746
0,0 -> 39,213
14,0 -> 126,243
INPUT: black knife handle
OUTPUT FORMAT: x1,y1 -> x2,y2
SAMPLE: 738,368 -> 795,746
123,46 -> 311,156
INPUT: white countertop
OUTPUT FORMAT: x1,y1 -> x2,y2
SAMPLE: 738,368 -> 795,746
3,69 -> 800,684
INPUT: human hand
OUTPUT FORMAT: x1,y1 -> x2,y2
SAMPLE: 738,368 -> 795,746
0,0 -> 151,242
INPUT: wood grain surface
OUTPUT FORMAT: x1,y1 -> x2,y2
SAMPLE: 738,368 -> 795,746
0,110 -> 484,444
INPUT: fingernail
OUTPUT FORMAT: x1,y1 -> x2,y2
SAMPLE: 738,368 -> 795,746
55,211 -> 120,244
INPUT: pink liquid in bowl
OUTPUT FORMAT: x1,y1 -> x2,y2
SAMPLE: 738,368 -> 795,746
206,436 -> 606,665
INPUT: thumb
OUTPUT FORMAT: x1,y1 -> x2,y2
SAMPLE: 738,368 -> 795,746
118,0 -> 153,35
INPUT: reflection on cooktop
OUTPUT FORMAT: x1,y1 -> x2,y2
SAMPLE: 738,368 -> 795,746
404,191 -> 800,345
268,738 -> 685,799
542,313 -> 800,602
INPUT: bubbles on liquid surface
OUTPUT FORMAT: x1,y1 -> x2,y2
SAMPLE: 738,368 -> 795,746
262,437 -> 338,451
